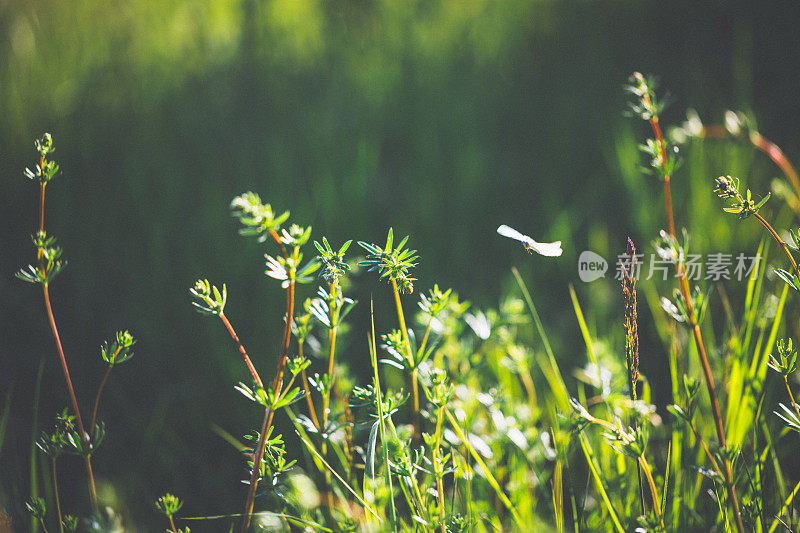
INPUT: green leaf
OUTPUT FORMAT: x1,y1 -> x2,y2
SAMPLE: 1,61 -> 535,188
274,387 -> 304,409
775,268 -> 800,292
339,299 -> 358,323
380,358 -> 406,370
385,227 -> 394,253
775,403 -> 800,432
667,404 -> 691,423
754,191 -> 771,211
364,420 -> 380,481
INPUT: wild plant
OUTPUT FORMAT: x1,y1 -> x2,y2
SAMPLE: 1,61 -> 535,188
168,192 -> 574,531
15,69 -> 800,532
16,134 -> 136,531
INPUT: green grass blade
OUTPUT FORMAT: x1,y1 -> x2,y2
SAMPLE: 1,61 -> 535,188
364,420 -> 379,481
578,433 -> 625,533
662,441 -> 671,519
568,284 -> 597,366
209,423 -> 247,452
296,431 -> 381,521
512,267 -> 569,410
443,407 -> 523,529
183,511 -> 333,531
0,385 -> 13,460
30,359 -> 45,533
369,297 -> 397,528
768,478 -> 800,533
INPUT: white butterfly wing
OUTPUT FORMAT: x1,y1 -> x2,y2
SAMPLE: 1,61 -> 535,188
497,224 -> 527,242
498,224 -> 563,257
527,240 -> 563,257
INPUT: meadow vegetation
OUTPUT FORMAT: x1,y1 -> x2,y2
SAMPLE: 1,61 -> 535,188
9,72 -> 800,532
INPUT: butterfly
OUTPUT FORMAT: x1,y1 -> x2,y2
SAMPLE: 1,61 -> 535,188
497,225 -> 562,257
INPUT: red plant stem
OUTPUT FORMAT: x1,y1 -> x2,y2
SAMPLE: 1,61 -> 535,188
322,280 -> 339,431
42,284 -> 86,440
750,131 -> 800,197
701,125 -> 800,205
37,157 -> 46,263
648,115 -> 678,237
38,183 -> 46,233
85,455 -> 99,513
36,160 -> 99,513
37,153 -> 46,227
43,284 -> 99,512
242,270 -> 296,531
298,334 -> 320,429
752,211 -> 800,282
640,82 -> 744,532
269,229 -> 288,259
300,371 -> 320,430
90,365 -> 113,431
219,312 -> 263,389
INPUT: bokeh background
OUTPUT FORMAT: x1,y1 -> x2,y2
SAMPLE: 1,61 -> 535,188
2,0 -> 800,530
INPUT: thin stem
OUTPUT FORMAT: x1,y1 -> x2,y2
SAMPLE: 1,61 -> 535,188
242,248 -> 297,531
90,365 -> 113,432
385,418 -> 425,516
436,473 -> 446,533
768,477 -> 800,533
322,280 -> 339,431
623,262 -> 646,517
687,419 -> 723,476
434,406 -> 446,533
578,435 -> 625,533
42,282 -> 98,513
369,299 -> 398,529
299,341 -> 320,430
418,318 -> 434,358
641,85 -> 745,533
320,281 -> 340,516
52,458 -> 64,533
41,288 -> 85,439
784,377 -> 800,421
219,312 -> 263,389
749,131 -> 800,199
552,457 -> 563,533
443,407 -> 522,528
37,178 -> 45,267
645,111 -> 677,237
268,229 -> 288,259
168,516 -> 178,533
37,183 -> 46,248
701,125 -> 800,208
85,455 -> 99,513
390,278 -> 420,440
752,211 -> 800,281
638,455 -> 664,530
687,295 -> 744,532
299,370 -> 320,429
34,152 -> 98,514
411,372 -> 419,424
272,249 -> 299,392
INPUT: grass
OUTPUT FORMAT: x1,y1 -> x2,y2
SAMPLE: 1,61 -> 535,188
9,72 -> 800,532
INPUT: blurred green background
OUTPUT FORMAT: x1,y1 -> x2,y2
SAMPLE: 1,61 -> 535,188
3,0 -> 800,529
